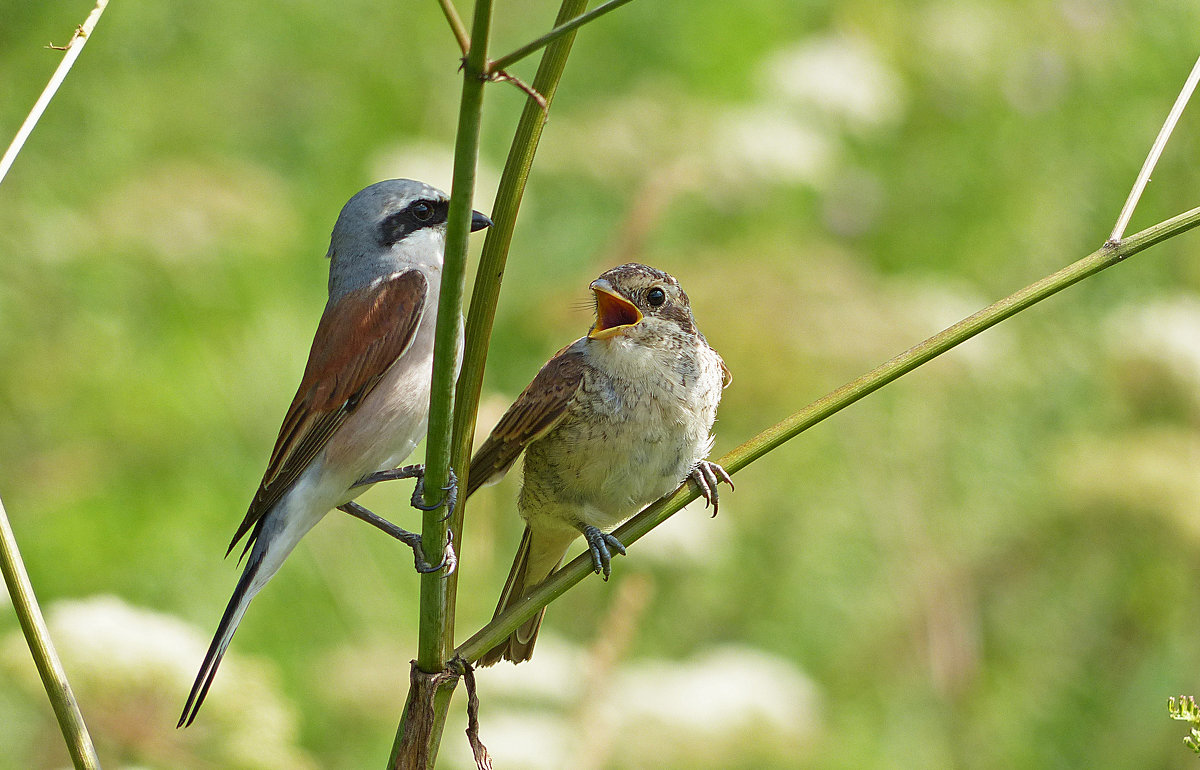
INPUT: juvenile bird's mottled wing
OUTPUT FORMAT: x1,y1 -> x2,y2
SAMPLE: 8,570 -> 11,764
228,270 -> 428,557
467,342 -> 586,497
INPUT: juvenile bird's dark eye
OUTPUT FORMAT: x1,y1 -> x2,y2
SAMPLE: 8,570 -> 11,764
647,287 -> 666,307
411,201 -> 434,221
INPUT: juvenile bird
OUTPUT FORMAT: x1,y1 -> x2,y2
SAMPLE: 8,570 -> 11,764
468,263 -> 731,666
179,179 -> 491,726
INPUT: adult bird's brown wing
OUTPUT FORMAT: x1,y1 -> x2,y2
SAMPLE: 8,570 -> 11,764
228,269 -> 428,558
466,342 -> 587,498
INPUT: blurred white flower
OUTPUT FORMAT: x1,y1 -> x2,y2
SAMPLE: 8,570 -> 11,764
1107,295 -> 1200,392
711,106 -> 836,187
764,34 -> 907,134
460,711 -> 571,770
919,2 -> 1008,86
461,643 -> 820,768
635,497 -> 736,565
603,645 -> 820,738
0,595 -> 314,769
473,635 -> 585,707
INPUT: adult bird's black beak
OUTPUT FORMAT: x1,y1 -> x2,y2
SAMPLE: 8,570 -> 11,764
471,210 -> 494,232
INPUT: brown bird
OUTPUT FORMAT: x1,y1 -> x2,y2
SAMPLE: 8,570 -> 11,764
467,263 -> 732,665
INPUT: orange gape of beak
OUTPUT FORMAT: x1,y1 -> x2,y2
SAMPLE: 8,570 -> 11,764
588,281 -> 643,339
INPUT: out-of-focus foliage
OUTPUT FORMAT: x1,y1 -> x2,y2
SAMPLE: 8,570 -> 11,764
2,0 -> 1200,767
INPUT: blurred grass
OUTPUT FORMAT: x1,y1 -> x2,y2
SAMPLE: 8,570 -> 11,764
3,0 -> 1200,767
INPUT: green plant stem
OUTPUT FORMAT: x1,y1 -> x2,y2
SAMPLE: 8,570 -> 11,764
455,204 -> 1200,662
415,0 -> 493,678
1110,54 -> 1200,242
391,0 -> 493,766
486,0 -> 635,73
442,0 -> 589,657
435,0 -> 470,56
0,495 -> 100,770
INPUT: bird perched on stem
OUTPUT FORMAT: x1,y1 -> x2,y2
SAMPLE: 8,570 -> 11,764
178,179 -> 491,726
468,263 -> 732,666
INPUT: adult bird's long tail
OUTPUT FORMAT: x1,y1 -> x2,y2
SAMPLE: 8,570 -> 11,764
177,547 -> 265,727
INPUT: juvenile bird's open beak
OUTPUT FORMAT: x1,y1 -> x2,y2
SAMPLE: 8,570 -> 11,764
471,210 -> 493,232
588,279 -> 642,339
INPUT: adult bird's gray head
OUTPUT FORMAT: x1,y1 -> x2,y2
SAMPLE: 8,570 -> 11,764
326,178 -> 493,301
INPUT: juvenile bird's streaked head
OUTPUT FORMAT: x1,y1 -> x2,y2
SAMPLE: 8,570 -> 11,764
588,263 -> 698,347
326,179 -> 491,299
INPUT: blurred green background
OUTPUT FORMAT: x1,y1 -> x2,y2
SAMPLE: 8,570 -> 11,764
3,0 -> 1200,767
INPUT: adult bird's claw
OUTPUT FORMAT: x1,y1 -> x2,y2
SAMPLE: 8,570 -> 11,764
350,464 -> 458,519
405,527 -> 456,575
582,525 -> 626,580
411,467 -> 458,520
336,501 -> 454,574
689,460 -> 734,517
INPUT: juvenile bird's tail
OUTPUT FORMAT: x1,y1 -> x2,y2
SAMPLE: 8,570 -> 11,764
177,547 -> 266,728
479,525 -> 574,666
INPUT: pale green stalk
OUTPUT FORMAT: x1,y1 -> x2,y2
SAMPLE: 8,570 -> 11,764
1110,54 -> 1200,242
0,0 -> 110,189
0,495 -> 100,770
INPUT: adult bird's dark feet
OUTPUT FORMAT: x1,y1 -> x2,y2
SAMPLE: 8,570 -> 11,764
410,466 -> 458,520
352,464 -> 459,519
337,501 -> 455,574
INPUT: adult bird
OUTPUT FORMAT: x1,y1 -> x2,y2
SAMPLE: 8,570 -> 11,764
467,263 -> 732,666
178,179 -> 491,726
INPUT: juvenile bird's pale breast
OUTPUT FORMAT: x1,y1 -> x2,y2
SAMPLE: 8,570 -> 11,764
519,334 -> 724,529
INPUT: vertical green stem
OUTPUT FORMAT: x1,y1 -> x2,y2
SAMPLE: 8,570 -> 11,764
415,0 -> 493,677
390,3 -> 491,765
442,0 -> 589,655
0,495 -> 100,770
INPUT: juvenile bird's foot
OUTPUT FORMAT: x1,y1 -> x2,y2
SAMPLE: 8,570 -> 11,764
582,525 -> 626,580
690,460 -> 734,518
337,501 -> 455,574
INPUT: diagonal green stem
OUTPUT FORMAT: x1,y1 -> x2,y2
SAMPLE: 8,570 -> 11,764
487,0 -> 636,73
1110,54 -> 1200,242
442,0 -> 589,657
435,0 -> 470,55
0,0 -> 110,189
0,495 -> 100,770
454,205 -> 1200,662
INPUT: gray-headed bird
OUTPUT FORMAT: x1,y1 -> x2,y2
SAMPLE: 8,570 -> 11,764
179,179 -> 491,726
